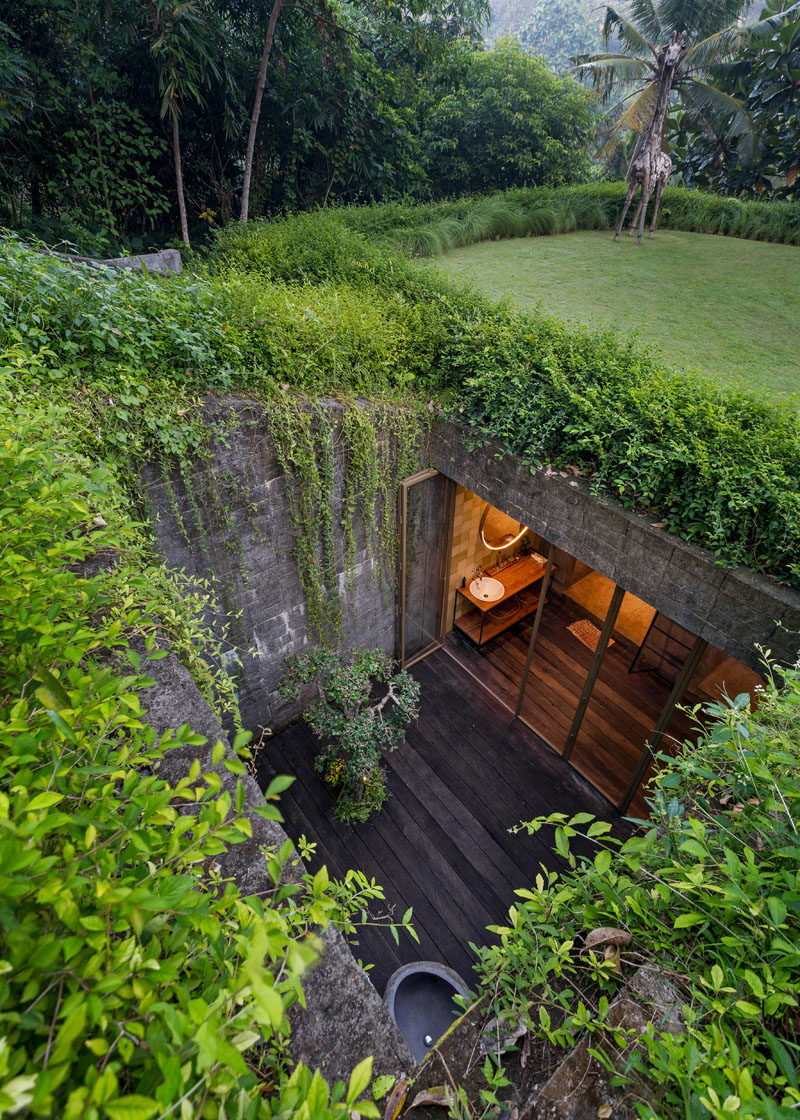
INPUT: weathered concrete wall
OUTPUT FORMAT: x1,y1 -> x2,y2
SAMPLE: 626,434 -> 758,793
140,644 -> 413,1084
144,397 -> 398,733
431,417 -> 800,672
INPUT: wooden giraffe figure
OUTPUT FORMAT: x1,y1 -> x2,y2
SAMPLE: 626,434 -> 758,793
615,30 -> 688,244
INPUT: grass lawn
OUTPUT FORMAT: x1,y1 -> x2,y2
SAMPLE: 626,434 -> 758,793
428,229 -> 800,399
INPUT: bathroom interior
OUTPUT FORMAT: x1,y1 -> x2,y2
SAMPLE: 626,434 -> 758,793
438,483 -> 764,812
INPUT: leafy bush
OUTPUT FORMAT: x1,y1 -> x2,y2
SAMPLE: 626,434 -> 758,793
278,647 -> 421,824
0,383 -> 400,1118
476,662 -> 800,1117
5,186 -> 800,604
415,40 -> 595,197
210,205 -> 800,587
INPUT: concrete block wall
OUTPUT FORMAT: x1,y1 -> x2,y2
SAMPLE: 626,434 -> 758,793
430,418 -> 800,673
144,396 -> 800,730
144,397 -> 398,733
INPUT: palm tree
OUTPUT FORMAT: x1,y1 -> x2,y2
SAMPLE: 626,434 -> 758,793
576,0 -> 800,173
145,0 -> 221,246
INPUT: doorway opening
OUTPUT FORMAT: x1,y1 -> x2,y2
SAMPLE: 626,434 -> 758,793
435,483 -> 763,815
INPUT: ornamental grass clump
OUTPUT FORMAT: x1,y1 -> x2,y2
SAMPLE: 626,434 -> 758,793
278,647 -> 421,824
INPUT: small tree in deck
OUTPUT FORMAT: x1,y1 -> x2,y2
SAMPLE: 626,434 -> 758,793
279,646 -> 421,824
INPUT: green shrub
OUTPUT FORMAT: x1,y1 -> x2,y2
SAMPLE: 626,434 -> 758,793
475,663 -> 800,1116
278,647 -> 421,825
5,196 -> 800,593
0,383 -> 403,1119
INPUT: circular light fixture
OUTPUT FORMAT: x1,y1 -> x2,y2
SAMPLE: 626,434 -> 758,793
479,504 -> 529,551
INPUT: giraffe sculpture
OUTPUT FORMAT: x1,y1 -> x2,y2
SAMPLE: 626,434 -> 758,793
615,30 -> 688,244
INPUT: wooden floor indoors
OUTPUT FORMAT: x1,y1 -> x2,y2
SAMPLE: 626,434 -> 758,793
447,594 -> 699,818
256,650 -> 630,996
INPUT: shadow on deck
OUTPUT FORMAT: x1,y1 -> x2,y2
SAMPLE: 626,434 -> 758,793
255,648 -> 632,995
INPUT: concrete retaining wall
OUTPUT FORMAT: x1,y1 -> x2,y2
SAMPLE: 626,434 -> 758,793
145,397 -> 399,733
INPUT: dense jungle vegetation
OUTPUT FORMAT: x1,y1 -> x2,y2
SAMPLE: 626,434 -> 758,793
2,190 -> 800,1114
2,0 -> 798,253
2,0 -> 800,1115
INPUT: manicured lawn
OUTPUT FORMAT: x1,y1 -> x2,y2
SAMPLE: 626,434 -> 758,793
429,230 -> 800,399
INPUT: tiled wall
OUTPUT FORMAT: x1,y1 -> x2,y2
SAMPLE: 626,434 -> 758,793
447,485 -> 526,625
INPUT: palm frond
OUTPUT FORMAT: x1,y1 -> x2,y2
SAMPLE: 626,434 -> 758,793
602,7 -> 657,57
572,51 -> 655,99
682,77 -> 757,161
598,81 -> 659,151
627,0 -> 663,42
657,0 -> 742,39
686,1 -> 800,69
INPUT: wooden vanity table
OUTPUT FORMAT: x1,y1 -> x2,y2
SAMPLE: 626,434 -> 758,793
453,554 -> 548,647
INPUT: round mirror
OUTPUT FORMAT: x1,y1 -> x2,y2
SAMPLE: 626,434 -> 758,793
479,504 -> 528,551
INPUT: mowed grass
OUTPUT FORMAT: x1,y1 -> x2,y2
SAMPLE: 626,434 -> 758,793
429,229 -> 800,398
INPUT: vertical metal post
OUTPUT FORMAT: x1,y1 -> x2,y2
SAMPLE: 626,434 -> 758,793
562,582 -> 625,762
617,634 -> 708,814
514,542 -> 555,718
437,478 -> 456,645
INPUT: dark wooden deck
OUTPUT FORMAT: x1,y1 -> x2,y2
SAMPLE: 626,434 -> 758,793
255,649 -> 629,995
446,595 -> 698,818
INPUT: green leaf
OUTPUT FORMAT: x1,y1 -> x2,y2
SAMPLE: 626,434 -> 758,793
265,774 -> 295,799
768,897 -> 788,926
674,912 -> 706,928
45,709 -> 77,742
105,1095 -> 160,1120
26,791 -> 64,812
594,849 -> 612,874
372,1075 -> 395,1101
35,665 -> 70,710
347,1056 -> 374,1105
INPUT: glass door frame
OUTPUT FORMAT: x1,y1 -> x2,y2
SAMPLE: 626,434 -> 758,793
397,469 -> 455,669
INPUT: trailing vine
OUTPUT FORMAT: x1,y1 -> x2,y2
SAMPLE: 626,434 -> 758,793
271,394 -> 427,646
270,396 -> 342,643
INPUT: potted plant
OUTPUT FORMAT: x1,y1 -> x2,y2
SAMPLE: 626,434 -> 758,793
278,646 -> 421,824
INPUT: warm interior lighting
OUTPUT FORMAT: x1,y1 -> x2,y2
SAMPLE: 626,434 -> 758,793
479,504 -> 529,551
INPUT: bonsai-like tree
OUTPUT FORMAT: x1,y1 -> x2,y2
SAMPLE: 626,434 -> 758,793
278,646 -> 421,824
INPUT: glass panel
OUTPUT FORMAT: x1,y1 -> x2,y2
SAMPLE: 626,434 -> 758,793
568,590 -> 673,811
401,472 -> 450,666
516,549 -> 599,755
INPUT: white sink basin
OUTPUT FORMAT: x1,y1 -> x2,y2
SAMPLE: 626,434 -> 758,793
470,577 -> 505,602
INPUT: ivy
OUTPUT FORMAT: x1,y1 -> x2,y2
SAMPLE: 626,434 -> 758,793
270,396 -> 426,645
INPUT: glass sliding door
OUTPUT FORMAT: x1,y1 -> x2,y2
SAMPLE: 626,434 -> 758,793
398,470 -> 454,668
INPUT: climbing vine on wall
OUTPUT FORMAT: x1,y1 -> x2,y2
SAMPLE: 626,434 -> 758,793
271,394 -> 427,645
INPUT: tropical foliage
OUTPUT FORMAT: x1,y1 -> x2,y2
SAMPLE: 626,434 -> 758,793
0,383 -> 406,1119
577,0 -> 799,182
3,180 -> 800,591
278,648 -> 421,824
673,0 -> 800,198
476,660 -> 800,1117
416,40 -> 596,194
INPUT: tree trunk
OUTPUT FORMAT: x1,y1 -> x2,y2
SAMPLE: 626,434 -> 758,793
240,0 -> 283,225
172,111 -> 190,247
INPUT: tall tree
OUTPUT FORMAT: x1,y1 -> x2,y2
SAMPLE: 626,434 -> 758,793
576,0 -> 800,178
240,0 -> 283,225
145,0 -> 220,245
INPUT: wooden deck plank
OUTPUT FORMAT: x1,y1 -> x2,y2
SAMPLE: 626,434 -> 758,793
255,648 -> 626,994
